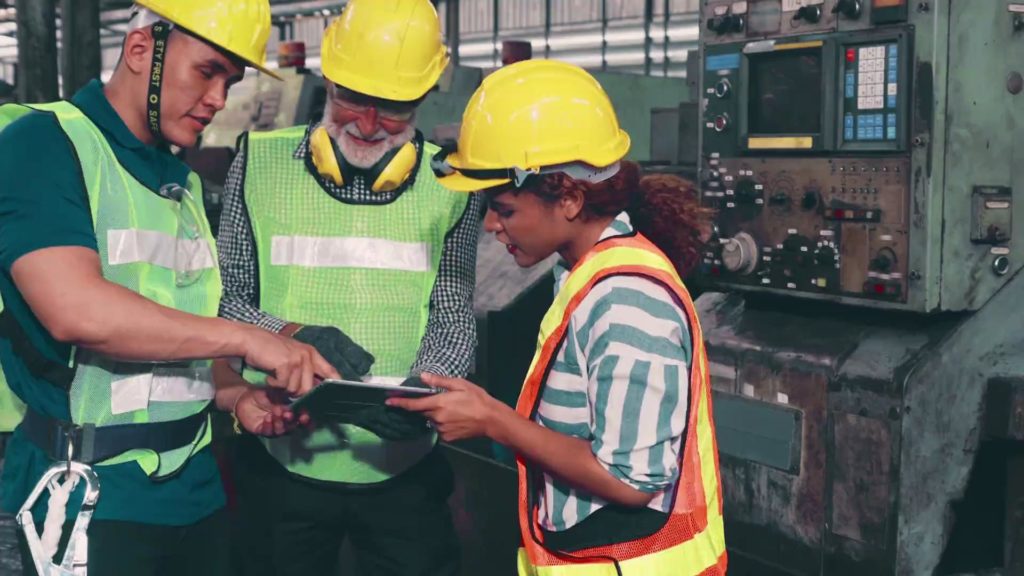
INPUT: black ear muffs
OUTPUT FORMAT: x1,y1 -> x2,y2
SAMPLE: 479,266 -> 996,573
310,126 -> 418,193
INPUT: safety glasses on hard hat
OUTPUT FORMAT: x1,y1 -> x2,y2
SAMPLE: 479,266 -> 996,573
430,145 -> 621,189
158,184 -> 213,288
330,85 -> 417,123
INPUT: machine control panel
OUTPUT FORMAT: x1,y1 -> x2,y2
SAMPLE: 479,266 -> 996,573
703,157 -> 909,300
699,25 -> 912,305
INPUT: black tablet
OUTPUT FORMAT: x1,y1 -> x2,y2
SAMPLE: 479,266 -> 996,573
290,379 -> 438,420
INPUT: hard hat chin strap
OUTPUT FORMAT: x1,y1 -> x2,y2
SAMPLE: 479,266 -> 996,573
145,20 -> 173,140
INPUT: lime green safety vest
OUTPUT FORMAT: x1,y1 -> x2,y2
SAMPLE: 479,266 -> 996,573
0,102 -> 222,477
0,297 -> 26,433
243,126 -> 468,483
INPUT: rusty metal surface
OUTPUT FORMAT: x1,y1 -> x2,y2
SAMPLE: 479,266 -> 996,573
896,268 -> 1024,575
831,413 -> 891,546
699,293 -> 859,557
695,291 -> 963,574
698,275 -> 1024,576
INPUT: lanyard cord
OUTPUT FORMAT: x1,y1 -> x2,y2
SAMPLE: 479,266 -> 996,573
146,21 -> 172,139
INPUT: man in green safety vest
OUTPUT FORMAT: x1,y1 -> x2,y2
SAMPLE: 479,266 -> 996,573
216,0 -> 482,574
0,1 -> 338,574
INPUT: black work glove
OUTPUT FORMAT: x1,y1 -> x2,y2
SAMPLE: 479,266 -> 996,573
348,376 -> 434,441
292,325 -> 375,379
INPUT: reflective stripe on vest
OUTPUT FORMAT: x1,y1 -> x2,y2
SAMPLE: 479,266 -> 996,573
515,233 -> 726,576
0,101 -> 222,477
107,229 -> 217,271
270,235 -> 431,271
110,366 -> 215,415
243,127 -> 468,483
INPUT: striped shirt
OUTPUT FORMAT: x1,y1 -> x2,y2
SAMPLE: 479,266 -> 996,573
536,212 -> 692,532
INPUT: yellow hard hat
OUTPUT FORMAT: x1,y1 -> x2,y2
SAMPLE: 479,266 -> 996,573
433,60 -> 631,192
134,0 -> 279,79
320,0 -> 450,102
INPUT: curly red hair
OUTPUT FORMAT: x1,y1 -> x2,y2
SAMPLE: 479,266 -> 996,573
526,161 -> 712,277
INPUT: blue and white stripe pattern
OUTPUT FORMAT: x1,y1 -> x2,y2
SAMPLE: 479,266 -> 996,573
535,211 -> 692,532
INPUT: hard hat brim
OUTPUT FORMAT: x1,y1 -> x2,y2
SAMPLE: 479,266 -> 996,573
436,170 -> 511,193
248,60 -> 284,81
136,2 -> 283,81
214,42 -> 283,81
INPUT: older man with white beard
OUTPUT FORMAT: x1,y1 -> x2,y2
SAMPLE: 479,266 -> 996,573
215,1 -> 480,574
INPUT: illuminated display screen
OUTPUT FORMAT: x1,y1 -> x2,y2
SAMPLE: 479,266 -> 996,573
748,49 -> 823,135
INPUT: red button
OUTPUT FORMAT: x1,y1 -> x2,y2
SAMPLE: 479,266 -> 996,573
873,283 -> 886,294
846,49 -> 856,63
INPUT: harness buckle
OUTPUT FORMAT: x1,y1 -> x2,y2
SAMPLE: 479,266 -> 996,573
52,421 -> 81,471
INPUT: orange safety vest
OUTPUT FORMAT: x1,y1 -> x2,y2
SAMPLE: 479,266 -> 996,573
515,233 -> 727,576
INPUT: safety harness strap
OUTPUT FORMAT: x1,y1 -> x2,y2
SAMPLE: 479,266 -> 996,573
21,405 -> 209,465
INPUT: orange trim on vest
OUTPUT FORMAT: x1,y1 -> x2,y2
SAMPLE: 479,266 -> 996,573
515,234 -> 726,573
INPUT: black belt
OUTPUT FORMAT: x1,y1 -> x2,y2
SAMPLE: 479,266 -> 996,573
21,406 -> 210,464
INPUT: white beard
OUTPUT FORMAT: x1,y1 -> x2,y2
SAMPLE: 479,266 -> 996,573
320,108 -> 416,169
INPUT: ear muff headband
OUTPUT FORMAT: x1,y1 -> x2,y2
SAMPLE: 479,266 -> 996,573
310,126 -> 419,193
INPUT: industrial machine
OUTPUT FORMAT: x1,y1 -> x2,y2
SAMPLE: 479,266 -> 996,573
696,0 -> 1024,573
648,49 -> 703,178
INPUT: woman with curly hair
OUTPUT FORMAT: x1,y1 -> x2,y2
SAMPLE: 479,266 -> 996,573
390,59 -> 726,576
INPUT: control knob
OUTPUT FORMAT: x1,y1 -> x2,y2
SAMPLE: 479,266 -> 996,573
814,244 -> 838,268
801,190 -> 820,211
782,234 -> 815,268
832,0 -> 862,19
720,232 -> 759,275
706,13 -> 746,35
870,247 -> 897,273
714,79 -> 732,99
793,5 -> 822,23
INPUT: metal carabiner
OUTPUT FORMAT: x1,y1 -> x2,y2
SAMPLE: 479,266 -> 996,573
17,461 -> 101,576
